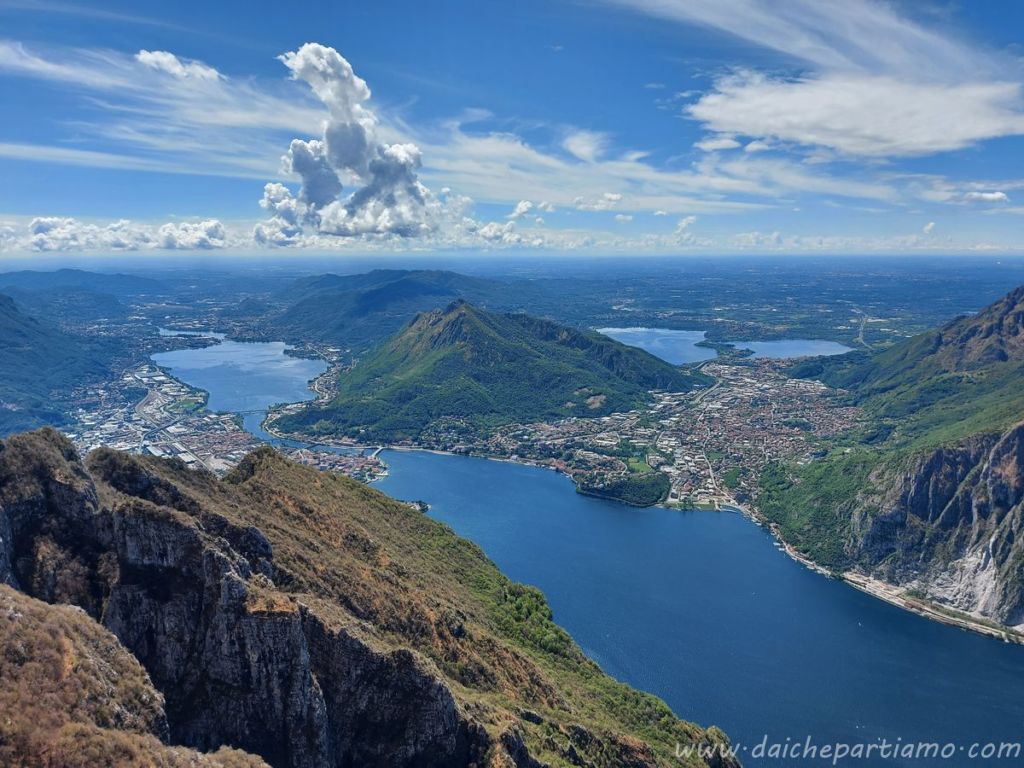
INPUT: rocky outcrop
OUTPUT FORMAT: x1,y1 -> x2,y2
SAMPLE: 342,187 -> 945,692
0,429 -> 492,767
0,583 -> 268,767
844,422 -> 1024,628
0,429 -> 736,768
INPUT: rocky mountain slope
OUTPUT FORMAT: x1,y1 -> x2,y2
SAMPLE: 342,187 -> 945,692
276,300 -> 708,442
0,428 -> 736,767
0,584 -> 267,767
759,284 -> 1024,631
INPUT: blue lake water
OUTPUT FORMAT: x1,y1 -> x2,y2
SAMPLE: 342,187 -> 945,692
154,338 -> 1024,767
152,339 -> 327,440
599,327 -> 854,363
597,327 -> 718,364
379,451 -> 1024,767
732,339 -> 854,359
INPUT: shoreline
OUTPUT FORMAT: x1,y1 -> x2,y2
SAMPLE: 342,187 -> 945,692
263,413 -> 1024,645
732,499 -> 1024,645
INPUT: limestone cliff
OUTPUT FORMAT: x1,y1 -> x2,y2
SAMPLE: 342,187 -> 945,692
0,428 -> 736,768
848,423 -> 1024,628
762,283 -> 1024,633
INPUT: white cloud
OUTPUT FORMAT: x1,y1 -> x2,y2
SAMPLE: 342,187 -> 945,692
695,135 -> 741,152
13,216 -> 229,252
562,130 -> 609,163
605,1 -> 1024,159
574,192 -> 623,211
601,0 -> 990,76
508,200 -> 534,219
135,50 -> 222,81
614,214 -> 633,222
476,220 -> 522,244
157,219 -> 227,249
922,221 -> 935,234
654,210 -> 668,216
258,43 -> 437,240
732,230 -> 782,248
964,190 -> 1009,203
689,71 -> 1024,157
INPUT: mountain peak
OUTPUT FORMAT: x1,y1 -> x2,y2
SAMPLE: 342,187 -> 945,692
939,283 -> 1024,368
277,304 -> 707,442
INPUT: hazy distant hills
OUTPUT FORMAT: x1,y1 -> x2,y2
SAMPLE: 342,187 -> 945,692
0,294 -> 116,434
792,283 -> 1024,447
760,283 -> 1024,630
267,269 -> 549,352
0,267 -> 164,298
276,300 -> 708,442
0,428 -> 736,767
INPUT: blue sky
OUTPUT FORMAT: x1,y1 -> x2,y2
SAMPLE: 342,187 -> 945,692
2,0 -> 1024,255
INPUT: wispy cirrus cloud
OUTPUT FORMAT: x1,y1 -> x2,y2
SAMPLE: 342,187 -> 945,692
606,0 -> 1024,158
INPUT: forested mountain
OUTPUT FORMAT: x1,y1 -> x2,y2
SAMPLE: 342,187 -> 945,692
267,269 -> 535,352
276,300 -> 708,442
759,284 -> 1024,630
0,294 -> 116,434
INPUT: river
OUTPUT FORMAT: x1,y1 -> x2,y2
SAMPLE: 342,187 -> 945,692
153,336 -> 1024,767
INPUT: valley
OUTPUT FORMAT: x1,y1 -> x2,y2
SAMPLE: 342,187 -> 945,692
5,259 -> 1024,766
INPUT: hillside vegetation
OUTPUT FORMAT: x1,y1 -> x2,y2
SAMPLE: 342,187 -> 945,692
0,429 -> 735,767
759,284 -> 1024,628
268,269 -> 540,353
277,300 -> 708,442
0,294 -> 118,435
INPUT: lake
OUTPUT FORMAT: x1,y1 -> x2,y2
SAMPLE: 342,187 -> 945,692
599,327 -> 853,362
378,450 -> 1024,767
731,339 -> 854,359
597,327 -> 717,364
155,338 -> 1024,767
152,338 -> 327,440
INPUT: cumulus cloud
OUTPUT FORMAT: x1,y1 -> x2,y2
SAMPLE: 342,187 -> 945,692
14,216 -> 228,252
256,43 -> 438,243
135,50 -> 221,80
476,220 -> 522,244
157,219 -> 227,249
964,191 -> 1009,203
923,221 -> 936,234
508,200 -> 534,219
614,214 -> 633,222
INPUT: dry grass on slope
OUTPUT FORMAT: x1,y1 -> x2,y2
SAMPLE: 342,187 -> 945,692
0,584 -> 268,768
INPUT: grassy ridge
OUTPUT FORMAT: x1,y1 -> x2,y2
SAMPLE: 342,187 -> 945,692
109,442 -> 732,766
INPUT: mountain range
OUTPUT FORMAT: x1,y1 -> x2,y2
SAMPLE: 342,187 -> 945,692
266,269 -> 546,354
275,300 -> 708,442
758,283 -> 1024,630
0,428 -> 735,767
0,294 -> 118,435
